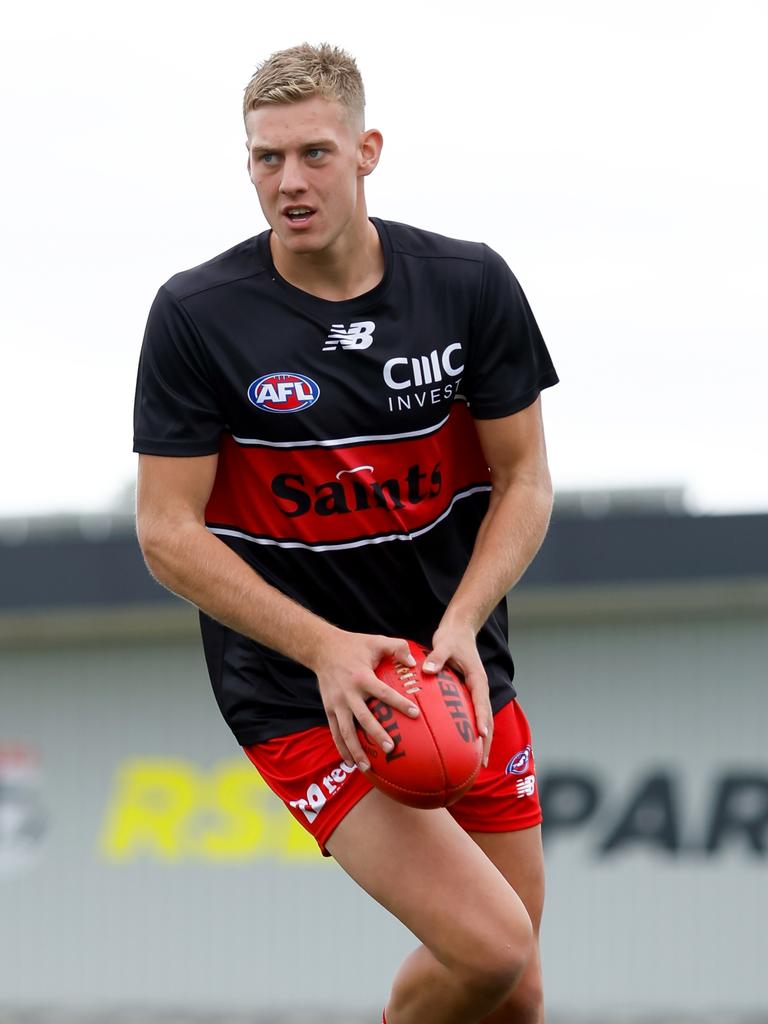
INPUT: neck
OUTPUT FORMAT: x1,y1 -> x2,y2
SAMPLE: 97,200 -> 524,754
270,212 -> 384,302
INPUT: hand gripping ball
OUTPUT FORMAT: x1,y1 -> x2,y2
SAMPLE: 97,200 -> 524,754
356,641 -> 483,809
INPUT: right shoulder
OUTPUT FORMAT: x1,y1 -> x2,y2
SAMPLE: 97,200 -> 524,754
160,233 -> 271,304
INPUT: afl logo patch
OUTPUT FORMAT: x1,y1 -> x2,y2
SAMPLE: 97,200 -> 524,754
247,373 -> 320,414
505,745 -> 532,776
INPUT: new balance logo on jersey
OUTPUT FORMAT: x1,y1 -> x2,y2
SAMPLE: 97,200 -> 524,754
323,321 -> 376,351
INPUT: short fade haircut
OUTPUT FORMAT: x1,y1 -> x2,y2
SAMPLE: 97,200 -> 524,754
243,43 -> 365,128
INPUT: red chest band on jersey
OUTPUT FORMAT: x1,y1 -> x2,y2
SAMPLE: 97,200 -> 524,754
204,403 -> 491,549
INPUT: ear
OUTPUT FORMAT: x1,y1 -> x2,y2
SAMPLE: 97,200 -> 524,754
358,128 -> 383,178
245,139 -> 252,176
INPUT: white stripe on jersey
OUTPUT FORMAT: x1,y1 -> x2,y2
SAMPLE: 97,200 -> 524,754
207,483 -> 491,553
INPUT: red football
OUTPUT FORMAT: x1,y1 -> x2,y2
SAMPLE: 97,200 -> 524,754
356,640 -> 483,809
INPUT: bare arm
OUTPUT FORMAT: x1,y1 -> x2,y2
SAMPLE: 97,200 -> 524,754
422,396 -> 554,762
136,454 -> 419,767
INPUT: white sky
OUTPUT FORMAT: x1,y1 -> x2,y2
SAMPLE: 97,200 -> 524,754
1,0 -> 766,517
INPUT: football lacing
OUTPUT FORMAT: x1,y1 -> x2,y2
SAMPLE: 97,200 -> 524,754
394,660 -> 421,693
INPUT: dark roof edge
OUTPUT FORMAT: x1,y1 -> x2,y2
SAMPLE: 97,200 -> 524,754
0,604 -> 198,650
2,578 -> 766,650
508,576 -> 768,625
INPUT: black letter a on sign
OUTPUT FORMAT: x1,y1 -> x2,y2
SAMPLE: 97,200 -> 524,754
599,772 -> 681,855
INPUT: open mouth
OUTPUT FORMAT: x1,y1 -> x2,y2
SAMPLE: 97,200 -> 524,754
284,206 -> 315,225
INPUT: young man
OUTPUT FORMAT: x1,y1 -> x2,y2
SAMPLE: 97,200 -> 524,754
134,43 -> 558,1024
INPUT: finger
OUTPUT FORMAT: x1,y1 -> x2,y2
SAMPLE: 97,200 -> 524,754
326,713 -> 356,768
373,680 -> 420,718
336,712 -> 372,773
355,702 -> 399,754
481,718 -> 494,767
380,636 -> 417,668
465,671 -> 493,766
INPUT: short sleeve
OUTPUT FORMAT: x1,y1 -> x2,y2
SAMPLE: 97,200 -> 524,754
464,245 -> 559,418
133,285 -> 224,456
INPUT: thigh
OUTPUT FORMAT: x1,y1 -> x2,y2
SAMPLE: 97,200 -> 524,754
470,825 -> 545,933
462,701 -> 546,1022
325,787 -> 533,974
461,698 -> 545,932
469,827 -> 546,1024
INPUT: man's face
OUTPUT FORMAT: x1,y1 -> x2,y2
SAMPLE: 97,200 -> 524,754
245,96 -> 377,256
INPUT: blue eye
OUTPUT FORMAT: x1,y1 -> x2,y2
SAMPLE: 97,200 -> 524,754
307,148 -> 324,159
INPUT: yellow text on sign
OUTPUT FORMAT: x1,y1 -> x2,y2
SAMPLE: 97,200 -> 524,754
99,759 -> 322,863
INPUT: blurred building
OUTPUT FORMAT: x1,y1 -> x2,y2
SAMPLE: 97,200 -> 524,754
1,491 -> 766,1017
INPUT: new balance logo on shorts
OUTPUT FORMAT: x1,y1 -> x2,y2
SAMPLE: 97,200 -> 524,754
323,321 -> 376,351
516,776 -> 536,799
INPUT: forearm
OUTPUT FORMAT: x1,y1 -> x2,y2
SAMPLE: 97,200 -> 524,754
140,520 -> 337,670
442,474 -> 553,634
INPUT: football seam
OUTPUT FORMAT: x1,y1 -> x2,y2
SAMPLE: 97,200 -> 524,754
398,645 -> 451,794
371,649 -> 480,799
417,681 -> 479,793
419,693 -> 451,792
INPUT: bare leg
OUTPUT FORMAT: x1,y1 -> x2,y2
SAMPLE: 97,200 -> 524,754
326,790 -> 535,1024
471,827 -> 546,1023
383,826 -> 545,1024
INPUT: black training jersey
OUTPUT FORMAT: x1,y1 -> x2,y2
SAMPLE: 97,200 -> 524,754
133,218 -> 558,745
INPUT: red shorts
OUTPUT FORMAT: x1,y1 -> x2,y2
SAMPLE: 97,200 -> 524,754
242,698 -> 542,856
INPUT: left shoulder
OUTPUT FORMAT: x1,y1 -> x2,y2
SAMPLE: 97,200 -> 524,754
375,218 -> 489,265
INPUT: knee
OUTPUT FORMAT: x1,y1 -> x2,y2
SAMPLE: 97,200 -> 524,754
493,970 -> 544,1024
452,914 -> 535,1004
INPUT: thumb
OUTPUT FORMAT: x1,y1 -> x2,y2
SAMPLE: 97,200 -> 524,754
422,646 -> 448,674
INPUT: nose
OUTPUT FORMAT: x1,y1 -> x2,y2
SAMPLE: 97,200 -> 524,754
279,156 -> 308,196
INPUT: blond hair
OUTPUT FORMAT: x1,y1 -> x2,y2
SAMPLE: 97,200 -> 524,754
243,43 -> 365,127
